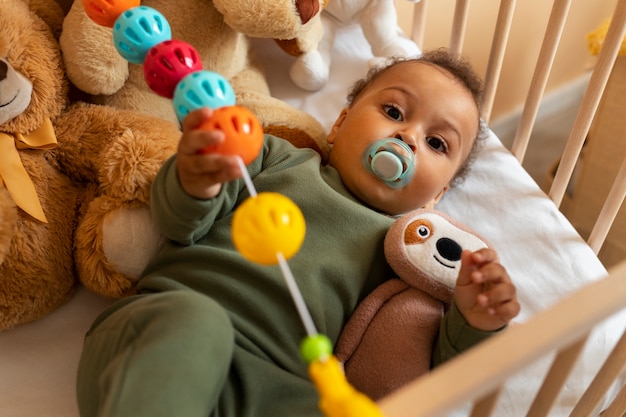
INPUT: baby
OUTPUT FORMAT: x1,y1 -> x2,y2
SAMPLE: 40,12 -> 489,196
76,49 -> 519,417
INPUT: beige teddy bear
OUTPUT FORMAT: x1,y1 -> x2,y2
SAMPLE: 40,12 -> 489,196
0,0 -> 83,330
51,103 -> 181,298
59,0 -> 330,157
50,0 -> 342,297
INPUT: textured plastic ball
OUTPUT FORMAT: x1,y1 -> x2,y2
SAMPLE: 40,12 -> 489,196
232,193 -> 306,265
300,334 -> 333,364
172,70 -> 236,121
112,6 -> 172,64
198,106 -> 263,165
82,0 -> 140,27
143,40 -> 203,98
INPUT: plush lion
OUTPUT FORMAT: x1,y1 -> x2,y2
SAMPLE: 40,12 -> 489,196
59,0 -> 330,157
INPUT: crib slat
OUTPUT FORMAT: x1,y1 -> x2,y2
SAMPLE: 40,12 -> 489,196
449,0 -> 471,55
549,0 -> 626,207
587,156 -> 626,254
411,0 -> 428,49
525,336 -> 588,417
599,384 -> 626,417
510,0 -> 572,163
481,0 -> 517,123
570,330 -> 626,417
377,260 -> 626,417
469,388 -> 502,417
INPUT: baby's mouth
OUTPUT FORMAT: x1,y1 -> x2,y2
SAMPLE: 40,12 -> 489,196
363,138 -> 415,188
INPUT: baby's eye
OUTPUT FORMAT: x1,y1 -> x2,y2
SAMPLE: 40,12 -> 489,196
426,136 -> 447,153
383,104 -> 403,121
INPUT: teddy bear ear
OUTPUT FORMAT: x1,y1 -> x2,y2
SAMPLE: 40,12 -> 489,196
23,0 -> 66,39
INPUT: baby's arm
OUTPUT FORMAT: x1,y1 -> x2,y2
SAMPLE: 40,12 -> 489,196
432,249 -> 520,366
454,249 -> 520,331
176,108 -> 243,200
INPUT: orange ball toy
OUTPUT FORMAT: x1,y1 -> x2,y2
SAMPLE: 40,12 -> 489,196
82,0 -> 140,27
198,105 -> 264,165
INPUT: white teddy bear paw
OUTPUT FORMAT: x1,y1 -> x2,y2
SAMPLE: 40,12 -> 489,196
289,50 -> 329,92
102,205 -> 165,281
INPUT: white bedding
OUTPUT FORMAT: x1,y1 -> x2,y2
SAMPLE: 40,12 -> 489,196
1,24 -> 623,417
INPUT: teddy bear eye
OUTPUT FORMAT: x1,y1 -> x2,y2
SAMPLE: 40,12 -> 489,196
417,225 -> 431,238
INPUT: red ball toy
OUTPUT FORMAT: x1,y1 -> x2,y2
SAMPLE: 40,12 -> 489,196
198,106 -> 264,165
143,40 -> 203,98
82,0 -> 140,27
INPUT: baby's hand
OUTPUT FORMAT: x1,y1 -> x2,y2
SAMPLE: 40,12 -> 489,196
454,249 -> 520,331
176,108 -> 243,199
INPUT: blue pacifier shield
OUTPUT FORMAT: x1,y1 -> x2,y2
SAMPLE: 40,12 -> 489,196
363,138 -> 415,188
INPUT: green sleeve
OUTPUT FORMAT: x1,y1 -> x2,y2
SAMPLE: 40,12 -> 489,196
432,301 -> 507,366
150,134 -> 296,245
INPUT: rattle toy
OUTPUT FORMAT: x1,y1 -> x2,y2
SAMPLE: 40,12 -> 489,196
82,1 -> 384,415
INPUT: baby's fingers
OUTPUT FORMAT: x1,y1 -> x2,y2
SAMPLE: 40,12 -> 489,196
477,281 -> 516,308
182,107 -> 214,131
179,128 -> 225,156
477,277 -> 519,319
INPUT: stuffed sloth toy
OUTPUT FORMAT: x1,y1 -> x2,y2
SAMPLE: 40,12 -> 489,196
335,209 -> 491,400
59,0 -> 330,158
289,0 -> 420,91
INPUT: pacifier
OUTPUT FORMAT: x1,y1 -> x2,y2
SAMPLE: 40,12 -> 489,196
363,138 -> 415,188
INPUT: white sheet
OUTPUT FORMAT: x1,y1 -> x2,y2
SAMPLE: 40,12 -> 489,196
1,24 -> 622,417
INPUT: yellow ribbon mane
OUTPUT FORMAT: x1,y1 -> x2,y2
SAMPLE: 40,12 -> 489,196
0,118 -> 57,223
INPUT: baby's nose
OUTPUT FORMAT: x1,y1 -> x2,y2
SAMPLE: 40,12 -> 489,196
394,133 -> 416,153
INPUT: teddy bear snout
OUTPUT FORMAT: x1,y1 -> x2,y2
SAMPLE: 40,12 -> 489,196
436,237 -> 462,262
0,59 -> 7,81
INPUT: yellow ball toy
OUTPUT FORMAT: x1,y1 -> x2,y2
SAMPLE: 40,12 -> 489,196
232,192 -> 306,265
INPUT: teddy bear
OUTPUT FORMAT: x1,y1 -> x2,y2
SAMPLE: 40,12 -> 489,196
289,0 -> 420,91
334,209 -> 491,400
2,0 -> 186,315
0,0 -> 82,330
58,0 -> 330,157
51,103 -> 181,298
51,0 -> 350,300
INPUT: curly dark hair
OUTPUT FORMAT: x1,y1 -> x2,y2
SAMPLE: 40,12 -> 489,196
346,48 -> 489,187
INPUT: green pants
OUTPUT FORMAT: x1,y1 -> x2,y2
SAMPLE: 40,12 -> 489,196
76,291 -> 321,417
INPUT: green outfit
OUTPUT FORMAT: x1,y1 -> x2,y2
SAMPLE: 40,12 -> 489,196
76,135 -> 494,417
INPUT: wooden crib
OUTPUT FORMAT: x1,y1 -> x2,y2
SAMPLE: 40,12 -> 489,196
378,0 -> 626,416
1,1 -> 626,416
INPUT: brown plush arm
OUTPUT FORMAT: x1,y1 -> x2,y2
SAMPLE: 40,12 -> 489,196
335,278 -> 410,361
337,283 -> 445,400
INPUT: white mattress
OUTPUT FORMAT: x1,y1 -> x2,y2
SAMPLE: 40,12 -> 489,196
1,24 -> 623,417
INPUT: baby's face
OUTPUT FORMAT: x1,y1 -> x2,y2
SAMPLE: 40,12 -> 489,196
327,61 -> 479,215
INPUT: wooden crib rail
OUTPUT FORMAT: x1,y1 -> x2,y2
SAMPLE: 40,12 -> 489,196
410,0 -> 626,256
377,259 -> 626,417
410,0 -> 517,123
549,0 -> 626,208
509,0 -> 571,163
